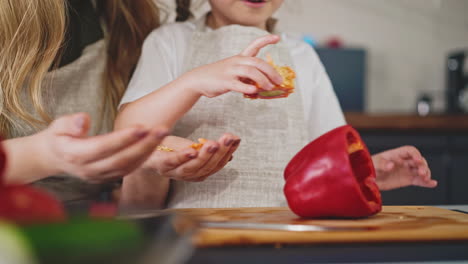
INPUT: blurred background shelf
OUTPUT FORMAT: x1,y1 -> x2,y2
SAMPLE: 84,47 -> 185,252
345,112 -> 468,131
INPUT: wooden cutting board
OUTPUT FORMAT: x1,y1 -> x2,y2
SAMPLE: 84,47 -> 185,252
171,206 -> 468,247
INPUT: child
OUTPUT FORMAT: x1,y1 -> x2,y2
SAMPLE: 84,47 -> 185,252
116,0 -> 436,209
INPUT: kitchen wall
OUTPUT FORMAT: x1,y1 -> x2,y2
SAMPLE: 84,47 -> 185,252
275,0 -> 468,113
158,0 -> 468,113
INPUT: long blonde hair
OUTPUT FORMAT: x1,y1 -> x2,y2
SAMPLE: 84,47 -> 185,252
0,0 -> 66,137
0,0 -> 160,137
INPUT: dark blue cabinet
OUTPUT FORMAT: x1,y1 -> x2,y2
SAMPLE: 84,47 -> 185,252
316,48 -> 366,112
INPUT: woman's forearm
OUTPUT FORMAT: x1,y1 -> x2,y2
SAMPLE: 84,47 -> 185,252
2,133 -> 58,184
115,75 -> 201,130
119,168 -> 170,210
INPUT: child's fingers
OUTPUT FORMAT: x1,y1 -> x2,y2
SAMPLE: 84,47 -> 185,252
157,148 -> 198,174
192,135 -> 240,182
398,146 -> 423,162
240,34 -> 280,57
233,65 -> 275,90
421,157 -> 429,168
195,150 -> 228,180
414,176 -> 438,188
217,138 -> 241,168
420,164 -> 432,180
384,160 -> 394,171
374,155 -> 394,172
238,57 -> 283,85
196,134 -> 239,177
172,141 -> 220,179
409,163 -> 435,187
229,81 -> 258,94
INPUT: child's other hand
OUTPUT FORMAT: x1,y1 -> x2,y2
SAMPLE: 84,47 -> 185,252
185,35 -> 283,98
372,146 -> 437,191
141,134 -> 240,182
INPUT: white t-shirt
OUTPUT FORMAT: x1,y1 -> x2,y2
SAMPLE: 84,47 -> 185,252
121,20 -> 346,140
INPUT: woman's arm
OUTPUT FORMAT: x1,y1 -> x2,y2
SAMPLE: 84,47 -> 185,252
2,113 -> 168,184
2,134 -> 57,183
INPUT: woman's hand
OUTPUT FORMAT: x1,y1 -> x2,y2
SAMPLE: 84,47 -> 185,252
38,113 -> 169,183
372,146 -> 437,191
183,34 -> 284,98
141,134 -> 240,182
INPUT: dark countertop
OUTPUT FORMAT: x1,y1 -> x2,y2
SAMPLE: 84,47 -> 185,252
345,112 -> 468,132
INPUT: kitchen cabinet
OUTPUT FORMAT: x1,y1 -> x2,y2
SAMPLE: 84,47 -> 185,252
346,113 -> 468,205
361,132 -> 450,205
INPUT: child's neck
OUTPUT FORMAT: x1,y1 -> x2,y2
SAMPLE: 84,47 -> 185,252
206,12 -> 267,31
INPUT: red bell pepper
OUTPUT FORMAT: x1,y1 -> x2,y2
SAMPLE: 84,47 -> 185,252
284,125 -> 382,218
0,185 -> 66,224
0,138 -> 66,224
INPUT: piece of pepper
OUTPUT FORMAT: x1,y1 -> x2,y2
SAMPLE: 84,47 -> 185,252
283,125 -> 382,218
244,55 -> 296,100
190,138 -> 208,151
0,139 -> 66,225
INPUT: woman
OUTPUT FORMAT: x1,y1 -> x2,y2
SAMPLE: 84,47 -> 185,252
0,0 -> 175,204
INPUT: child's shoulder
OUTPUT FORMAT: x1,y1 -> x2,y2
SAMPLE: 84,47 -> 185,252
146,21 -> 196,44
281,33 -> 321,62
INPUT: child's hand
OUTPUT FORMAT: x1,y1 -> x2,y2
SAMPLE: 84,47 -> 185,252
372,146 -> 437,191
184,34 -> 284,98
40,113 -> 169,183
140,134 -> 240,182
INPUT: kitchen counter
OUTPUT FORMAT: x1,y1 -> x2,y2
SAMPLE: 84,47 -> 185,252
344,112 -> 468,131
184,206 -> 468,264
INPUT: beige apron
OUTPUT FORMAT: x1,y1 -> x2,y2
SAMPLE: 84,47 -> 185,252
167,20 -> 308,208
8,40 -> 111,203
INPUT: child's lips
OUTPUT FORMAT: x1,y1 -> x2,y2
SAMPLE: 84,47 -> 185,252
242,0 -> 268,8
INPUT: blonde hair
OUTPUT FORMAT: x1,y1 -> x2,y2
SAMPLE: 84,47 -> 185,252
98,0 -> 160,125
0,0 -> 160,137
0,0 -> 66,137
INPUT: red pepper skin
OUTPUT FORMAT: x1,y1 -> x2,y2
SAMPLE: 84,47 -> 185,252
0,138 -> 66,224
284,125 -> 382,218
0,185 -> 66,224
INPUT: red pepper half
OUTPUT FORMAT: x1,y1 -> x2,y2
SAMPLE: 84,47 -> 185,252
284,125 -> 382,218
0,138 -> 66,224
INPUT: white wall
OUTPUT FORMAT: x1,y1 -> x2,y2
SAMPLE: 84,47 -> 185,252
158,0 -> 468,113
275,0 -> 468,113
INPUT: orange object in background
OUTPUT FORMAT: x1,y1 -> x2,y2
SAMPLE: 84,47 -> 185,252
0,138 -> 66,225
244,55 -> 296,99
